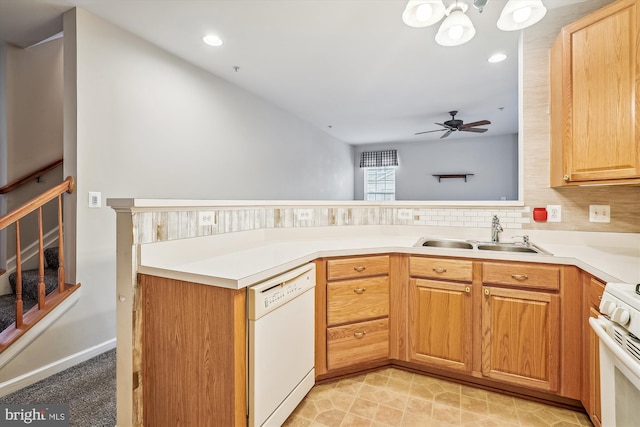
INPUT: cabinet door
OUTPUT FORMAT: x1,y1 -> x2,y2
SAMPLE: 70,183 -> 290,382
555,0 -> 640,184
481,286 -> 560,392
588,307 -> 603,427
408,278 -> 472,372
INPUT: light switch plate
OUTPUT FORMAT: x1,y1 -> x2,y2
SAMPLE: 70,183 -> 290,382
88,191 -> 101,208
589,205 -> 610,223
546,205 -> 561,222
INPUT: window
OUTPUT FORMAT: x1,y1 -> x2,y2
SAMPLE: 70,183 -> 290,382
359,149 -> 399,201
364,166 -> 396,200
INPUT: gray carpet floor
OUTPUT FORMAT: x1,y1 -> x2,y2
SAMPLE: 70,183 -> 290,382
0,348 -> 116,426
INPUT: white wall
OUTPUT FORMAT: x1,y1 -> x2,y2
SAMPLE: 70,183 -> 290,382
354,133 -> 518,201
0,8 -> 354,381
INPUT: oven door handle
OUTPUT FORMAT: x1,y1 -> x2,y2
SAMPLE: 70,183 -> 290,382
589,317 -> 640,379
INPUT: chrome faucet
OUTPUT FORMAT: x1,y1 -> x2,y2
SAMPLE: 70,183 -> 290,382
491,215 -> 503,243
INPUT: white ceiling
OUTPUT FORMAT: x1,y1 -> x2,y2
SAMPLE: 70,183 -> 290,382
0,0 -> 585,145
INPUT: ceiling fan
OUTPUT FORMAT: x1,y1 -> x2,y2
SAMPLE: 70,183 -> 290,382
415,111 -> 491,139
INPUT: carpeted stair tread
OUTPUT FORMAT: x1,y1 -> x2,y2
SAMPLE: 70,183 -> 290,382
0,293 -> 39,332
9,268 -> 59,300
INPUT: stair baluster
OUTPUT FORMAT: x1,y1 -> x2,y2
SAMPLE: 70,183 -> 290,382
37,207 -> 45,310
57,195 -> 65,292
15,221 -> 23,328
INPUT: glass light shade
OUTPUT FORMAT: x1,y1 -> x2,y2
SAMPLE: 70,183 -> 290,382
435,10 -> 476,46
497,0 -> 547,31
402,0 -> 446,27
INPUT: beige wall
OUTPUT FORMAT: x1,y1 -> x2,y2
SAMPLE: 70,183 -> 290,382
2,39 -> 63,261
522,0 -> 640,233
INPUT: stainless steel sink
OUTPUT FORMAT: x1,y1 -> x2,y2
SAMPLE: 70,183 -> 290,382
476,243 -> 541,253
420,239 -> 474,250
414,237 -> 551,255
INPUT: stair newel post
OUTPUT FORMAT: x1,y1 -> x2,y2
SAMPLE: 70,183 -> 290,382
57,195 -> 65,292
37,206 -> 45,309
15,220 -> 23,328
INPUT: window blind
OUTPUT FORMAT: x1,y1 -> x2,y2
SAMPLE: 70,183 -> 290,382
359,150 -> 399,168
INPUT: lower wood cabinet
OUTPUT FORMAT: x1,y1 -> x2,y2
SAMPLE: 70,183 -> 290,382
481,285 -> 560,392
584,276 -> 605,427
408,278 -> 472,372
318,255 -> 390,374
327,318 -> 389,370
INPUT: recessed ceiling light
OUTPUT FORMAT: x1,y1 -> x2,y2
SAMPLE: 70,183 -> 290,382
202,34 -> 223,47
488,53 -> 507,63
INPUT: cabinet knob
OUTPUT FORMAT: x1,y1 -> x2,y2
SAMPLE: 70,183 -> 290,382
484,288 -> 490,296
511,274 -> 528,281
353,331 -> 367,338
563,174 -> 569,181
465,286 -> 471,294
353,287 -> 366,294
353,266 -> 366,272
432,267 -> 447,274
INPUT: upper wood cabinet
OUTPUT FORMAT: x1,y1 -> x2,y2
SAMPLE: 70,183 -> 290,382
550,0 -> 640,186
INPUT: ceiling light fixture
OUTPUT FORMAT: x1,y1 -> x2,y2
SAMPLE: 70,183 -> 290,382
402,0 -> 548,47
202,34 -> 223,47
496,0 -> 547,31
488,53 -> 507,63
435,2 -> 475,47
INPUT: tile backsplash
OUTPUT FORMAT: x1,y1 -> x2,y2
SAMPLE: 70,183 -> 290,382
134,205 -> 531,245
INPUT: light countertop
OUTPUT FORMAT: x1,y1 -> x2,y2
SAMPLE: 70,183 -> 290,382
137,226 -> 640,289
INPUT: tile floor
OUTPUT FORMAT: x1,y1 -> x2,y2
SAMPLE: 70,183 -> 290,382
283,368 -> 594,427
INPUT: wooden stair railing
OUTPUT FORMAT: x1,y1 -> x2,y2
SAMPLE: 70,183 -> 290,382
0,176 -> 80,352
0,158 -> 63,195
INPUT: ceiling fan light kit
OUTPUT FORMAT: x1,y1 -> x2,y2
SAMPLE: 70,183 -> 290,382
402,0 -> 547,46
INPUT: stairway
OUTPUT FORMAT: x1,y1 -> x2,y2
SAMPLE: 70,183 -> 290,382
0,248 -> 60,332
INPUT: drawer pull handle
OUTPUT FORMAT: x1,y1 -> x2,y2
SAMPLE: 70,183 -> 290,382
353,287 -> 366,294
354,266 -> 366,272
484,288 -> 490,296
511,274 -> 528,280
354,331 -> 367,338
432,267 -> 447,274
465,286 -> 471,294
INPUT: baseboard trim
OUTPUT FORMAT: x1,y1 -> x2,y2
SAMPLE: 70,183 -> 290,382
0,337 -> 116,398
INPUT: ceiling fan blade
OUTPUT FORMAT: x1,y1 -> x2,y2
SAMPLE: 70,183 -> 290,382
415,129 -> 447,135
461,120 -> 491,129
440,130 -> 453,139
461,127 -> 488,133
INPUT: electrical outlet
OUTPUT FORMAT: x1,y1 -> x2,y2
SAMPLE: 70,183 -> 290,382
547,205 -> 561,222
296,209 -> 313,221
198,211 -> 215,226
589,205 -> 610,223
397,209 -> 412,220
88,191 -> 101,208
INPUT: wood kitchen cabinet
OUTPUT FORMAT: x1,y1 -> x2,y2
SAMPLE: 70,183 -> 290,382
408,257 -> 473,373
583,276 -> 605,427
319,255 -> 390,372
481,262 -> 561,392
550,0 -> 640,186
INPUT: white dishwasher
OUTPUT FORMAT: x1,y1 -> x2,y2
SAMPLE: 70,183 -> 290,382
248,263 -> 316,427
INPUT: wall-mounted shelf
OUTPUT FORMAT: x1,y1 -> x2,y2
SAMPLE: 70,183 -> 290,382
432,174 -> 474,182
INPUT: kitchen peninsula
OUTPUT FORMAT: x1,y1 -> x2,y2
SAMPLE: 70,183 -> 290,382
110,199 -> 640,427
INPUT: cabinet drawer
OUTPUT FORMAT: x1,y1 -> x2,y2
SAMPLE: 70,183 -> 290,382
327,256 -> 389,280
482,262 -> 560,290
327,318 -> 389,370
410,257 -> 473,282
590,278 -> 606,309
328,277 -> 389,326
